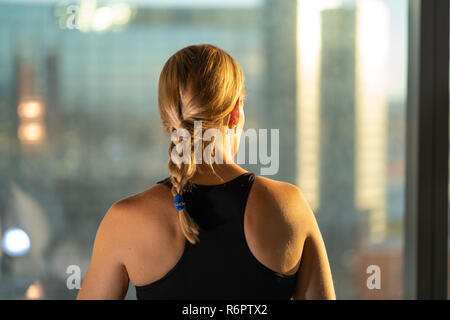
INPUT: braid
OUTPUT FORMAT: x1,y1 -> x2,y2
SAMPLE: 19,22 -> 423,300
158,44 -> 246,244
168,140 -> 200,244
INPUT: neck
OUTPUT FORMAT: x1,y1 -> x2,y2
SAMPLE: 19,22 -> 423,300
190,163 -> 247,185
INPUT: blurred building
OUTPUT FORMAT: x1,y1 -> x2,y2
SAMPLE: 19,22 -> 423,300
318,7 -> 358,297
296,2 -> 403,299
0,1 -> 286,299
0,0 -> 413,300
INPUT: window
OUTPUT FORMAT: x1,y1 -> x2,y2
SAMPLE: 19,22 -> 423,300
297,0 -> 406,299
0,0 -> 411,299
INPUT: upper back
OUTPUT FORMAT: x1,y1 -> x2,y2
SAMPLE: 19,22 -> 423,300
108,172 -> 311,299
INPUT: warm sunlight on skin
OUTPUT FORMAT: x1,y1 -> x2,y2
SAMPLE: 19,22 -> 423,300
77,95 -> 336,300
78,44 -> 336,300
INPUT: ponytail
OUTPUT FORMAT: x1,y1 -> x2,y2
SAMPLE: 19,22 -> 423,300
158,44 -> 245,245
167,140 -> 200,244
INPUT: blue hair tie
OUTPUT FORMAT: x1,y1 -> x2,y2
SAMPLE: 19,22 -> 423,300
174,194 -> 186,211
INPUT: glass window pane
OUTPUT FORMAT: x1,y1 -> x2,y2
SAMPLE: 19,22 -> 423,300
0,0 -> 407,299
297,0 -> 407,299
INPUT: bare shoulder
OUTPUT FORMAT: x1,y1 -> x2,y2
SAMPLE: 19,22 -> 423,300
94,183 -> 179,264
103,183 -> 174,228
250,175 -> 316,234
244,175 -> 318,274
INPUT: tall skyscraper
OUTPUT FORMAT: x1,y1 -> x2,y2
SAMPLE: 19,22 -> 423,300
296,2 -> 390,297
264,0 -> 298,184
319,7 -> 357,297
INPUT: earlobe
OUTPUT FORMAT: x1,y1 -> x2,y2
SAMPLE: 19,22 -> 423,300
228,99 -> 240,128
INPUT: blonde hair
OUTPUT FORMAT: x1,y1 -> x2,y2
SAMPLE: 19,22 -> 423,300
158,44 -> 245,244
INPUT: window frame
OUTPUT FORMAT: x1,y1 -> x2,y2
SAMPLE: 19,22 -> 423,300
405,0 -> 449,299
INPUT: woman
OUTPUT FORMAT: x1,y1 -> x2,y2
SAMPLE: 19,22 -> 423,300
77,44 -> 335,300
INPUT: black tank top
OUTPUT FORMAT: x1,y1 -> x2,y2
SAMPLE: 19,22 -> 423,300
135,172 -> 297,300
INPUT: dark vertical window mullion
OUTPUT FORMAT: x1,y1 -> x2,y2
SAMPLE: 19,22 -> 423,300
432,0 -> 450,300
405,0 -> 449,300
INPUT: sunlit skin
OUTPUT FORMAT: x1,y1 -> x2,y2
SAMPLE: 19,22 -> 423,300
77,98 -> 336,300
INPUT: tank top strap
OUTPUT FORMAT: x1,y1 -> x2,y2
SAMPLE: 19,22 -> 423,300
156,172 -> 255,194
156,172 -> 256,230
234,172 -> 256,217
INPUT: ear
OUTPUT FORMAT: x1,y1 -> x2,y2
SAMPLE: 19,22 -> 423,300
228,97 -> 240,129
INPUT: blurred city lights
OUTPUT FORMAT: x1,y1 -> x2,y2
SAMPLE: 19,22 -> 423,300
110,3 -> 133,25
18,122 -> 45,143
17,98 -> 45,144
17,100 -> 44,119
60,1 -> 134,32
91,6 -> 114,31
25,281 -> 44,300
2,228 -> 31,257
